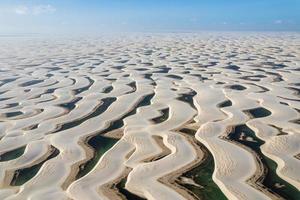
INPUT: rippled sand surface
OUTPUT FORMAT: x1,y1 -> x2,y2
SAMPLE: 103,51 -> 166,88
0,33 -> 299,200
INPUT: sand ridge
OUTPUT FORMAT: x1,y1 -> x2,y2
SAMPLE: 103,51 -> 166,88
0,33 -> 299,200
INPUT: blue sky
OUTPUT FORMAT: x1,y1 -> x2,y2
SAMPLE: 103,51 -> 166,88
0,0 -> 300,34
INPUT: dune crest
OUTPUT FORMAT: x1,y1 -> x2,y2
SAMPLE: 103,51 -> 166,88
0,33 -> 299,200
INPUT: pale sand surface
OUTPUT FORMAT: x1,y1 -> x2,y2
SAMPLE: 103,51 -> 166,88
0,33 -> 299,200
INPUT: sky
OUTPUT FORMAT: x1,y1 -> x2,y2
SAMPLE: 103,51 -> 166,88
0,0 -> 300,34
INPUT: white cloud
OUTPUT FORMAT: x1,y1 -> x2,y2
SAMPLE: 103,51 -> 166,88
14,5 -> 56,15
32,5 -> 56,15
15,6 -> 29,15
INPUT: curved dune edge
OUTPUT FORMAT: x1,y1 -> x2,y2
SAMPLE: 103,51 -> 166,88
191,83 -> 277,200
99,167 -> 134,200
222,126 -> 282,200
156,131 -> 204,200
67,85 -> 199,200
246,93 -> 300,189
0,33 -> 299,200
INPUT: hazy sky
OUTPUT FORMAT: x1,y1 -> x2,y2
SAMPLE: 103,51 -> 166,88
1,0 -> 300,34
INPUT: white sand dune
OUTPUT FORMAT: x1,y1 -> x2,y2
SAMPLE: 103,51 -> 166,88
0,33 -> 299,200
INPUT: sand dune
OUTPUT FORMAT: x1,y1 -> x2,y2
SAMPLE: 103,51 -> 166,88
0,33 -> 299,200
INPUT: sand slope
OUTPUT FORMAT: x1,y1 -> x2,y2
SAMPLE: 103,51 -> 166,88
0,33 -> 299,200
